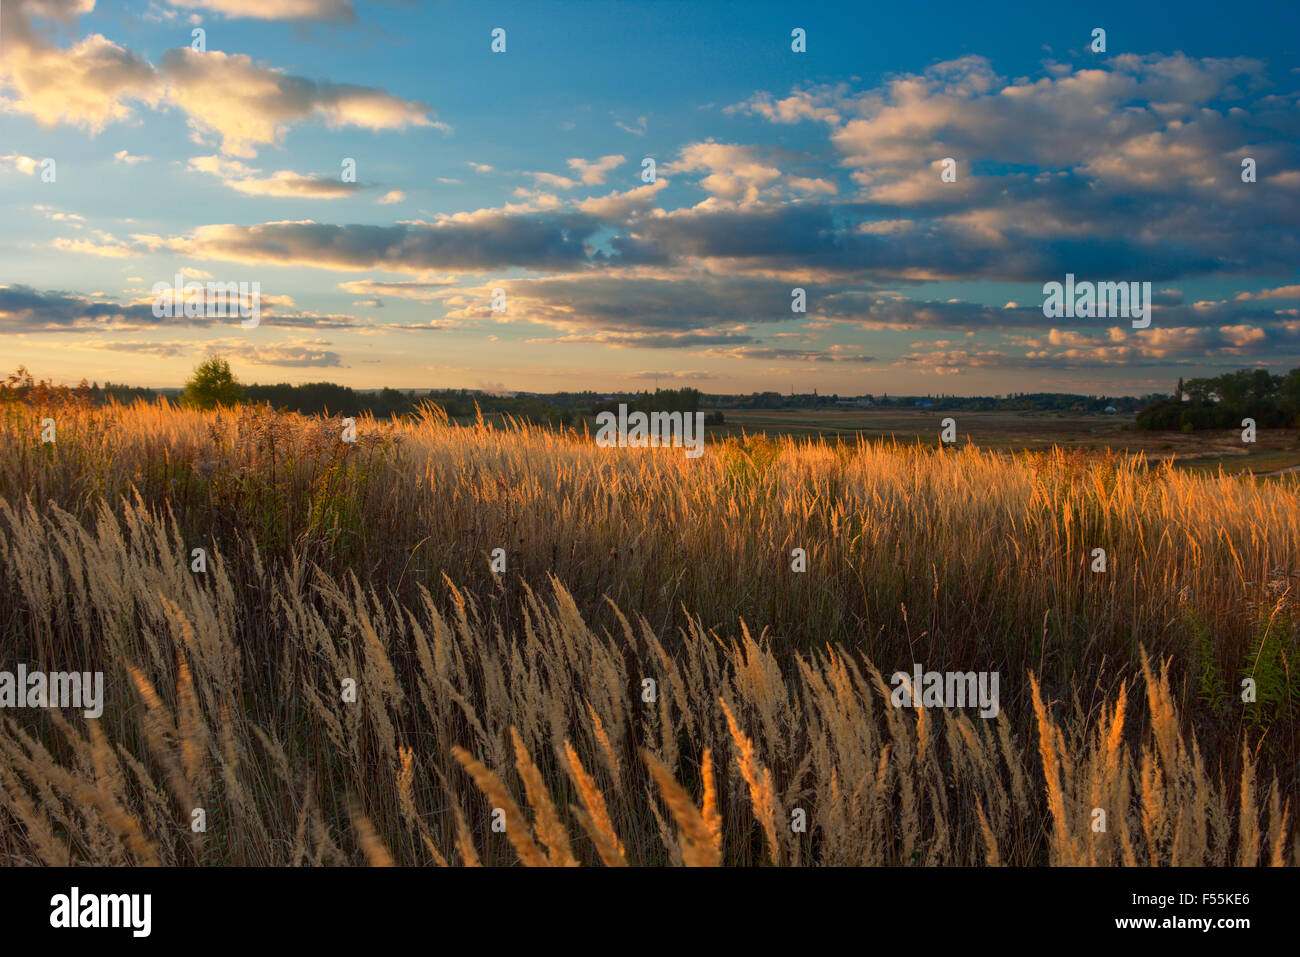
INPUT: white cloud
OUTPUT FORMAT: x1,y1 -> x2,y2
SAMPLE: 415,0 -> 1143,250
187,155 -> 360,197
0,3 -> 437,156
0,154 -> 40,175
566,154 -> 625,185
163,0 -> 355,21
670,142 -> 781,206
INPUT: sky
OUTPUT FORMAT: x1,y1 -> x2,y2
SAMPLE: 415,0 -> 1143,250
1,0 -> 1298,396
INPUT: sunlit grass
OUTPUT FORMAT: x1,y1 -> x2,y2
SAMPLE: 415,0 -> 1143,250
0,396 -> 1295,864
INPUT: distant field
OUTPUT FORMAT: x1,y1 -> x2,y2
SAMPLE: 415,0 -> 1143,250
712,408 -> 1300,476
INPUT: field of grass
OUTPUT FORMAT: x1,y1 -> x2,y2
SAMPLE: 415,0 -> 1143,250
0,397 -> 1296,865
716,408 -> 1300,476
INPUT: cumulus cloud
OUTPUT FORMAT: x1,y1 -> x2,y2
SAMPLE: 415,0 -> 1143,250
527,157 -> 625,191
0,3 -> 435,155
529,171 -> 578,190
0,283 -> 361,332
162,212 -> 604,272
33,205 -> 86,223
210,339 -> 344,366
51,234 -> 139,258
726,53 -> 1298,277
188,155 -> 362,197
87,339 -> 194,358
822,53 -> 1266,182
786,175 -> 838,196
576,180 -> 667,219
1235,284 -> 1300,301
164,0 -> 356,21
229,172 -> 361,198
443,275 -> 815,335
698,345 -> 873,363
613,196 -> 1281,281
338,278 -> 459,302
0,284 -> 159,330
728,88 -> 843,125
898,322 -> 1300,373
669,141 -> 782,207
0,29 -> 161,131
159,49 -> 437,157
627,370 -> 717,380
567,154 -> 625,185
0,154 -> 40,175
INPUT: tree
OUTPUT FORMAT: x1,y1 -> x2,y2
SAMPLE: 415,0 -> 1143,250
1139,365 -> 1297,430
184,356 -> 242,409
1249,368 -> 1279,402
1281,369 -> 1300,413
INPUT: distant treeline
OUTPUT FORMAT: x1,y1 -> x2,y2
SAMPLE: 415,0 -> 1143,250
0,369 -> 163,405
250,385 -> 723,425
591,388 -> 700,414
243,384 -> 575,425
590,388 -> 726,424
0,369 -> 575,426
886,392 -> 1146,413
1136,369 -> 1300,431
700,391 -> 1148,413
593,389 -> 1149,414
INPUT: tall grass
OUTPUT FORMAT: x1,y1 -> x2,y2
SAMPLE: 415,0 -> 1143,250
0,396 -> 1295,864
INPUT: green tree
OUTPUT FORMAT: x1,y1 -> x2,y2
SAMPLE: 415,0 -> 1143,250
184,356 -> 242,409
1280,368 -> 1300,415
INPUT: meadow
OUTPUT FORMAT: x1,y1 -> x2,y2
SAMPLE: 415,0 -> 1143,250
715,408 -> 1300,476
0,396 -> 1296,865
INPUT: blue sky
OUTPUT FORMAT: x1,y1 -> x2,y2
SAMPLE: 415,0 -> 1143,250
2,0 -> 1299,394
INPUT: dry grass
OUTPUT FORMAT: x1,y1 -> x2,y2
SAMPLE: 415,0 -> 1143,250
0,396 -> 1295,865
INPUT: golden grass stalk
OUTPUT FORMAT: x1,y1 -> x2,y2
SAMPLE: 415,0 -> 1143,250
562,740 -> 627,866
719,698 -> 781,864
700,748 -> 722,857
642,749 -> 721,867
451,746 -> 548,867
510,727 -> 577,866
351,809 -> 394,867
974,797 -> 1000,866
